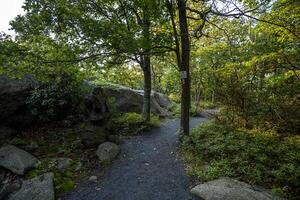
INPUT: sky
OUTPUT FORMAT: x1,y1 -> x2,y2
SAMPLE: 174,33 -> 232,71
0,0 -> 25,34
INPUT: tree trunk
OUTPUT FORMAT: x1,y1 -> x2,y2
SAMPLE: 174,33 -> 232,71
195,82 -> 201,109
142,56 -> 151,122
178,0 -> 190,135
141,16 -> 151,122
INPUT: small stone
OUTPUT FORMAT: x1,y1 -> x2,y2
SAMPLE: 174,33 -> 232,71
51,157 -> 73,170
89,176 -> 97,182
96,142 -> 119,162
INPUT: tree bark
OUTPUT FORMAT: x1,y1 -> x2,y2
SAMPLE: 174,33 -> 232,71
178,0 -> 190,135
142,55 -> 151,122
141,16 -> 151,122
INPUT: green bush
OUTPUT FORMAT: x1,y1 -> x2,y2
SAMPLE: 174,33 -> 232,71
199,101 -> 216,109
27,72 -> 88,121
181,120 -> 300,199
116,112 -> 144,124
113,112 -> 161,135
170,102 -> 201,117
169,102 -> 181,117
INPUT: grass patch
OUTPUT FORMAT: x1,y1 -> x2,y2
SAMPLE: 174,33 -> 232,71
180,120 -> 300,199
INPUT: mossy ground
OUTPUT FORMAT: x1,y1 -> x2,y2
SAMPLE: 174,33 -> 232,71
1,122 -> 107,197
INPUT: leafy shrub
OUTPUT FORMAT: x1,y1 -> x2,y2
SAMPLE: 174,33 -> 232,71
200,101 -> 216,109
169,93 -> 181,103
113,112 -> 160,135
169,102 -> 181,117
27,72 -> 88,121
116,112 -> 160,127
169,102 -> 201,117
148,114 -> 160,127
116,112 -> 144,124
181,120 -> 300,199
107,97 -> 117,116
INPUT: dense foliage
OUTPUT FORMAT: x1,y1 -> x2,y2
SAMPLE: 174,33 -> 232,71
182,121 -> 300,199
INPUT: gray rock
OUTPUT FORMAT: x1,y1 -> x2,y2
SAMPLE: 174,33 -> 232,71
0,145 -> 39,175
83,87 -> 110,125
96,142 -> 119,162
99,85 -> 172,117
88,176 -> 97,182
152,91 -> 171,109
23,142 -> 39,152
51,157 -> 73,170
107,135 -> 124,144
0,180 -> 22,200
0,125 -> 17,139
8,173 -> 55,200
0,74 -> 37,128
190,178 -> 283,200
81,125 -> 108,148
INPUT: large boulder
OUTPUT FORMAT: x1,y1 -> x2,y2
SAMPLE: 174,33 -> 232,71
0,74 -> 37,128
152,91 -> 171,108
96,142 -> 119,162
190,178 -> 283,200
84,87 -> 110,125
98,85 -> 171,116
8,173 -> 55,200
0,145 -> 39,175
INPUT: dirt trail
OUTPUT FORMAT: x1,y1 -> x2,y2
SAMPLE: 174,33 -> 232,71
64,117 -> 207,200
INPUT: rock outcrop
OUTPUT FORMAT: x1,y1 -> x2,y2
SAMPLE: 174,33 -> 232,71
0,125 -> 17,139
81,124 -> 108,148
0,145 -> 39,175
96,142 -> 119,162
99,85 -> 172,116
190,178 -> 283,200
8,173 -> 55,200
0,75 -> 37,128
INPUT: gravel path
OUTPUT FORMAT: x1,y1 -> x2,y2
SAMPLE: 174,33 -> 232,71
64,117 -> 208,200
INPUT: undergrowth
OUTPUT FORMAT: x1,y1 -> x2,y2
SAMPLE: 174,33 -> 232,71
112,112 -> 161,135
181,120 -> 300,199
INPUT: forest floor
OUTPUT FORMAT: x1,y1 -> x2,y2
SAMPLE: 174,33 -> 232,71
62,117 -> 208,200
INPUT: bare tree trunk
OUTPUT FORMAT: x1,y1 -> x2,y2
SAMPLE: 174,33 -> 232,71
195,82 -> 201,109
141,17 -> 151,122
142,55 -> 151,122
178,0 -> 190,135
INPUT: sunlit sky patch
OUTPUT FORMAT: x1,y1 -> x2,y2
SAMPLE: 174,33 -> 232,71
0,0 -> 25,34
